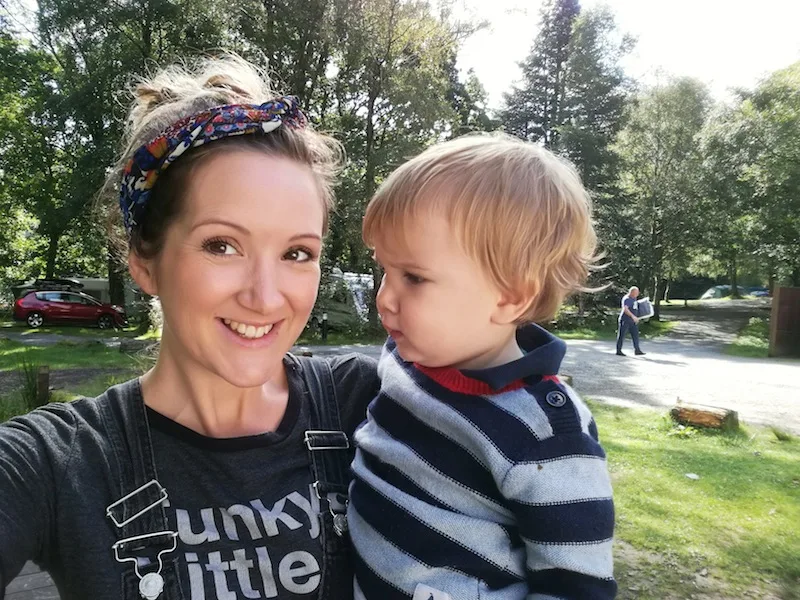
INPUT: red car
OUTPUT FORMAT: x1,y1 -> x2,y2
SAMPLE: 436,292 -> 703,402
14,290 -> 127,329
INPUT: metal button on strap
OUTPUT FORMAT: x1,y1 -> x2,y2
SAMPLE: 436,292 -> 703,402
546,391 -> 567,407
139,572 -> 165,600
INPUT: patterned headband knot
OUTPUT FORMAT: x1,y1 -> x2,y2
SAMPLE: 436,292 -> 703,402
119,96 -> 307,233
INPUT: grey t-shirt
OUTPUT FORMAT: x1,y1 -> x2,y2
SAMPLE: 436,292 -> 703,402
0,353 -> 378,600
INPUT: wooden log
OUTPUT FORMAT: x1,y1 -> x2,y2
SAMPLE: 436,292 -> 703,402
670,403 -> 739,431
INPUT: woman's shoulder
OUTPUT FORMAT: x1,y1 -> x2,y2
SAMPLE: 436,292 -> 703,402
291,352 -> 379,433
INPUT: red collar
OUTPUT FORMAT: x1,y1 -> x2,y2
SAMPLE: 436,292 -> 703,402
414,364 -> 559,396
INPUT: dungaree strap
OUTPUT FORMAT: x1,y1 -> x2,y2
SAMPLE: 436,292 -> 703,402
299,356 -> 350,500
295,355 -> 355,600
99,380 -> 184,600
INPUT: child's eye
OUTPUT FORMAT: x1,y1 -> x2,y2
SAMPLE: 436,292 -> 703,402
404,272 -> 425,285
284,247 -> 316,263
203,239 -> 238,256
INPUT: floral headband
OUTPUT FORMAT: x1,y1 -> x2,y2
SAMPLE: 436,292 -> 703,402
119,96 -> 307,233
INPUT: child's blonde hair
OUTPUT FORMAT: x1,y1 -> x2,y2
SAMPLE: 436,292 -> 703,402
362,133 -> 599,323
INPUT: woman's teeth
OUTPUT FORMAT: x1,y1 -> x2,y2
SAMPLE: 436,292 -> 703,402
223,319 -> 273,339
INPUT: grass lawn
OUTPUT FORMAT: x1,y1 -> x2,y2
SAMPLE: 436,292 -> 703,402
592,400 -> 800,599
0,320 -> 142,339
725,317 -> 770,358
0,338 -> 139,371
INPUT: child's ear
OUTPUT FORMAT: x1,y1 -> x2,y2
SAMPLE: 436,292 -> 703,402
492,288 -> 532,325
128,251 -> 158,297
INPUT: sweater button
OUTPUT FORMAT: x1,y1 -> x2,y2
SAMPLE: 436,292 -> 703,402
546,391 -> 567,407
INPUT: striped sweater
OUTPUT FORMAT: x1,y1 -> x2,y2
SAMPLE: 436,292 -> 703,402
348,325 -> 616,600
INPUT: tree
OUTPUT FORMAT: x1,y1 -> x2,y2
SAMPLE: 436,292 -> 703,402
500,0 -> 580,147
446,65 -> 498,137
232,0 -> 342,117
326,0 -> 461,326
0,26 -> 82,281
614,77 -> 711,317
1,0 -> 231,304
741,63 -> 800,285
559,6 -> 631,193
697,103 -> 759,297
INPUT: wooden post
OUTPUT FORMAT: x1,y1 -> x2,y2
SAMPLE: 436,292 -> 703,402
37,365 -> 50,406
769,287 -> 800,357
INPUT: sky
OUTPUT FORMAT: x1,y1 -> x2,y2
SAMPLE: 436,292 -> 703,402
451,0 -> 800,110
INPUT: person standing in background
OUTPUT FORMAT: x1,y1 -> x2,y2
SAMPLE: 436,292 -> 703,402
616,286 -> 645,356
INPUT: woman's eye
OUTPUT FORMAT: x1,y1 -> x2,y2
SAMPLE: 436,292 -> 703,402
203,240 -> 238,255
285,247 -> 314,263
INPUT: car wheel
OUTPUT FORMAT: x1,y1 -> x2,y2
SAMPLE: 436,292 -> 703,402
26,312 -> 44,328
98,314 -> 115,329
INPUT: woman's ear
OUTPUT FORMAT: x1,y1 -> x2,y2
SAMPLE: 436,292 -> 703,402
128,251 -> 158,296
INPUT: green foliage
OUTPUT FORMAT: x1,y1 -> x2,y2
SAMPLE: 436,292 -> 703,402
501,0 -> 581,146
614,77 -> 711,315
665,423 -> 698,438
3,0 -> 800,319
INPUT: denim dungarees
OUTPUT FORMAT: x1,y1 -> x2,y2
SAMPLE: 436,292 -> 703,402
99,356 -> 354,600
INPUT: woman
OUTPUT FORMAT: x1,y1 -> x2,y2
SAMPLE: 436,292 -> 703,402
0,55 -> 378,600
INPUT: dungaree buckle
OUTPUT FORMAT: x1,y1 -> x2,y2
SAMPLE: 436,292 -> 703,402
113,531 -> 178,600
106,480 -> 168,528
107,480 -> 176,599
305,430 -> 350,537
304,430 -> 350,451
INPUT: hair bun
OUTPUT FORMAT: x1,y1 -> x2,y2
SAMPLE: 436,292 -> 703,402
135,84 -> 175,110
204,74 -> 250,98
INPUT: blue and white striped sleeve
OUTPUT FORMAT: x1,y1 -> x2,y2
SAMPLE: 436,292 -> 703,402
499,389 -> 617,599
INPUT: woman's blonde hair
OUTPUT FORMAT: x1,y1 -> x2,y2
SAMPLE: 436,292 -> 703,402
103,54 -> 343,258
363,133 -> 601,323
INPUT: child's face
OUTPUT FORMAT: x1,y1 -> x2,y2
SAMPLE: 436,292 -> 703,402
374,212 -> 518,370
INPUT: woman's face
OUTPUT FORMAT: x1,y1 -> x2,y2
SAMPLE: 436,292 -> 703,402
132,150 -> 324,388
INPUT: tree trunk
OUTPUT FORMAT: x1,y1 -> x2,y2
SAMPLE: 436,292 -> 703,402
365,80 -> 380,329
44,230 -> 60,279
652,274 -> 661,320
107,250 -> 126,307
729,253 -> 740,298
768,259 -> 776,296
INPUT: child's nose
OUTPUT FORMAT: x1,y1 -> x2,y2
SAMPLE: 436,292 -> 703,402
376,274 -> 398,315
